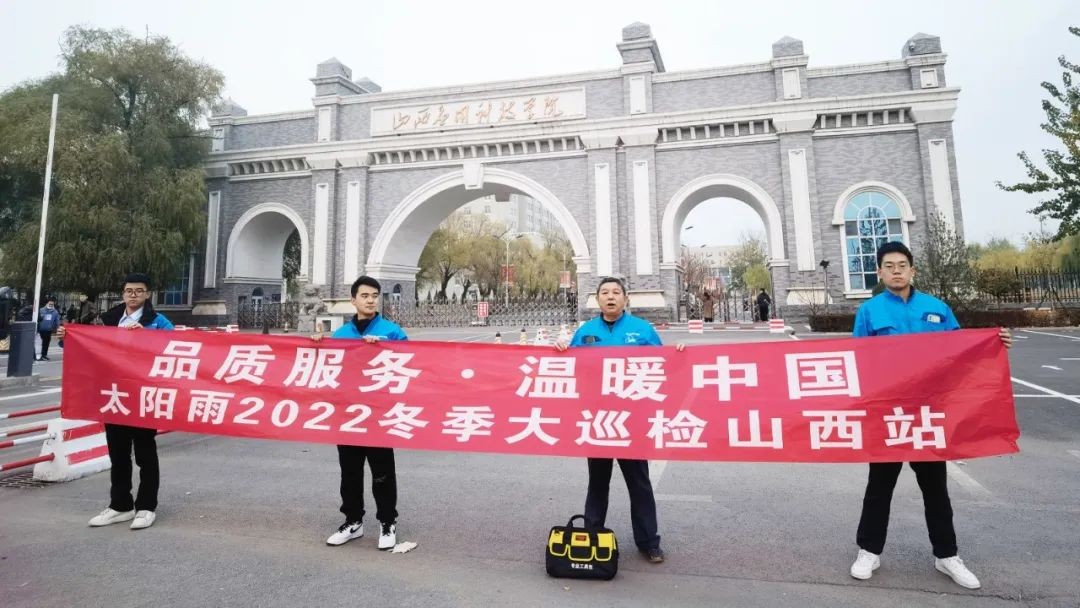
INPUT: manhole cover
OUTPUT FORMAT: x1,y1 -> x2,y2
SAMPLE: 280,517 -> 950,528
0,471 -> 49,489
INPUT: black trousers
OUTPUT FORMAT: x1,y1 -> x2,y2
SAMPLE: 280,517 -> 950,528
856,461 -> 958,558
584,458 -> 660,551
758,304 -> 770,322
105,423 -> 159,512
38,330 -> 52,358
338,445 -> 398,524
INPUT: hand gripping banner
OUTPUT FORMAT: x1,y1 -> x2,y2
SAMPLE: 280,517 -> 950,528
60,326 -> 1019,463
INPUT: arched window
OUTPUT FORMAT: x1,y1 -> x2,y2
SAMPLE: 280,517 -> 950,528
842,191 -> 907,291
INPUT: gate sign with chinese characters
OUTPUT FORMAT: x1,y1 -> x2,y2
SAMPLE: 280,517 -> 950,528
60,326 -> 1019,463
370,88 -> 586,136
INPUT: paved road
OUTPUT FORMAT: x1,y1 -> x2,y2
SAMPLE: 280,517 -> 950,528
1,327 -> 1078,607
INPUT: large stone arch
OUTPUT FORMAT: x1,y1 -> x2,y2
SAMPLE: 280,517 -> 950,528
365,166 -> 591,281
225,202 -> 310,280
661,174 -> 787,264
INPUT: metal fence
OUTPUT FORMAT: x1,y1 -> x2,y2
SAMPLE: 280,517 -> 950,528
383,298 -> 578,328
983,270 -> 1080,306
237,302 -> 300,330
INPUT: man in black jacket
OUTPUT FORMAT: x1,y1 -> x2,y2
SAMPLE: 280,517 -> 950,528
57,273 -> 174,530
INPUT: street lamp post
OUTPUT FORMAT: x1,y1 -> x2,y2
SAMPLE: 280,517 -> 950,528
819,259 -> 831,316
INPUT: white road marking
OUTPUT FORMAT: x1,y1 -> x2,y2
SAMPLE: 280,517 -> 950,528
1068,450 -> 1080,462
1014,335 -> 1028,339
1021,330 -> 1080,341
1011,377 -> 1080,405
788,332 -> 801,341
0,387 -> 62,402
1042,365 -> 1064,371
1061,358 -> 1080,361
946,462 -> 992,499
1016,394 -> 1080,398
656,494 -> 713,503
650,460 -> 668,491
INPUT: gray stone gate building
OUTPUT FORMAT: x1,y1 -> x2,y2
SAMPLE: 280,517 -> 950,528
190,24 -> 963,325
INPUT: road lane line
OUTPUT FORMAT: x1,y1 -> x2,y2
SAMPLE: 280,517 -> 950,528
0,388 -> 62,402
1042,365 -> 1064,371
1016,394 -> 1080,398
1021,330 -> 1080,341
946,462 -> 992,499
1011,377 -> 1080,405
1068,450 -> 1080,462
650,460 -> 669,491
656,494 -> 713,503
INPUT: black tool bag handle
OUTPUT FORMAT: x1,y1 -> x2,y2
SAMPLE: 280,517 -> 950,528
565,514 -> 592,530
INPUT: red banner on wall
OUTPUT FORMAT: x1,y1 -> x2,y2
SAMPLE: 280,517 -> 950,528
60,326 -> 1019,463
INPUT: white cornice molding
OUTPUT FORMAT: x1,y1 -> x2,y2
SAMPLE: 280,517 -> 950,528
209,109 -> 315,126
206,88 -> 959,163
652,61 -> 774,83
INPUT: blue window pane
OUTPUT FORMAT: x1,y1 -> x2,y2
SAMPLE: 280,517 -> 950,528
844,203 -> 861,221
860,238 -> 876,255
849,274 -> 864,290
875,237 -> 888,251
846,238 -> 861,256
881,198 -> 901,217
861,206 -> 885,221
864,274 -> 878,288
848,256 -> 862,273
870,218 -> 888,236
863,255 -> 877,272
888,234 -> 904,243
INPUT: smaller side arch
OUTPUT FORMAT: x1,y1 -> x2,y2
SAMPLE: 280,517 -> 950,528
225,202 -> 310,279
661,174 -> 786,263
831,181 -> 916,225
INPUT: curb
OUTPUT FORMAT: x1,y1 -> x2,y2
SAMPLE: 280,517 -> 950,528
0,374 -> 42,389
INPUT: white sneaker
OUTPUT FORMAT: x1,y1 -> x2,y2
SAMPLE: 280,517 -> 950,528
327,521 -> 363,546
935,556 -> 981,589
378,522 -> 396,550
850,549 -> 881,580
130,510 -> 156,530
88,508 -> 136,527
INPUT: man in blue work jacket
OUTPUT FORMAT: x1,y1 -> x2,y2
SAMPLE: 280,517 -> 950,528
849,242 -> 1012,589
58,273 -> 175,531
556,277 -> 684,564
314,275 -> 406,551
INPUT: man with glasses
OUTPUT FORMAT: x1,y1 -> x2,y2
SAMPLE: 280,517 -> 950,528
58,273 -> 174,530
312,275 -> 407,551
848,242 -> 1012,589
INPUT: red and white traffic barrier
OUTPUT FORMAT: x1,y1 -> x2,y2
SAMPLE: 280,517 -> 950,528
33,419 -> 111,482
769,319 -> 786,334
687,319 -> 705,334
0,405 -> 61,420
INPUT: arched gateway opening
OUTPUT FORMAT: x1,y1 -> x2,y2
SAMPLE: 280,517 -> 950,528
364,167 -> 591,326
661,174 -> 787,322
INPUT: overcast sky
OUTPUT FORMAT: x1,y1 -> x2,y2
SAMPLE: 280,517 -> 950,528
3,0 -> 1078,247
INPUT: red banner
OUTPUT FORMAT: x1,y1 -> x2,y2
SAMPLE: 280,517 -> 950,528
60,326 -> 1019,463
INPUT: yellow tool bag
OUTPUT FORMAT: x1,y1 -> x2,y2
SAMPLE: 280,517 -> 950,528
545,514 -> 619,580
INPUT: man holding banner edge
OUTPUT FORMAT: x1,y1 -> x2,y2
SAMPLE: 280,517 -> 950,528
848,241 -> 1013,590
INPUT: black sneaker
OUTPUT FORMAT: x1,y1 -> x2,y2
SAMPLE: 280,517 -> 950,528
642,547 -> 665,563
